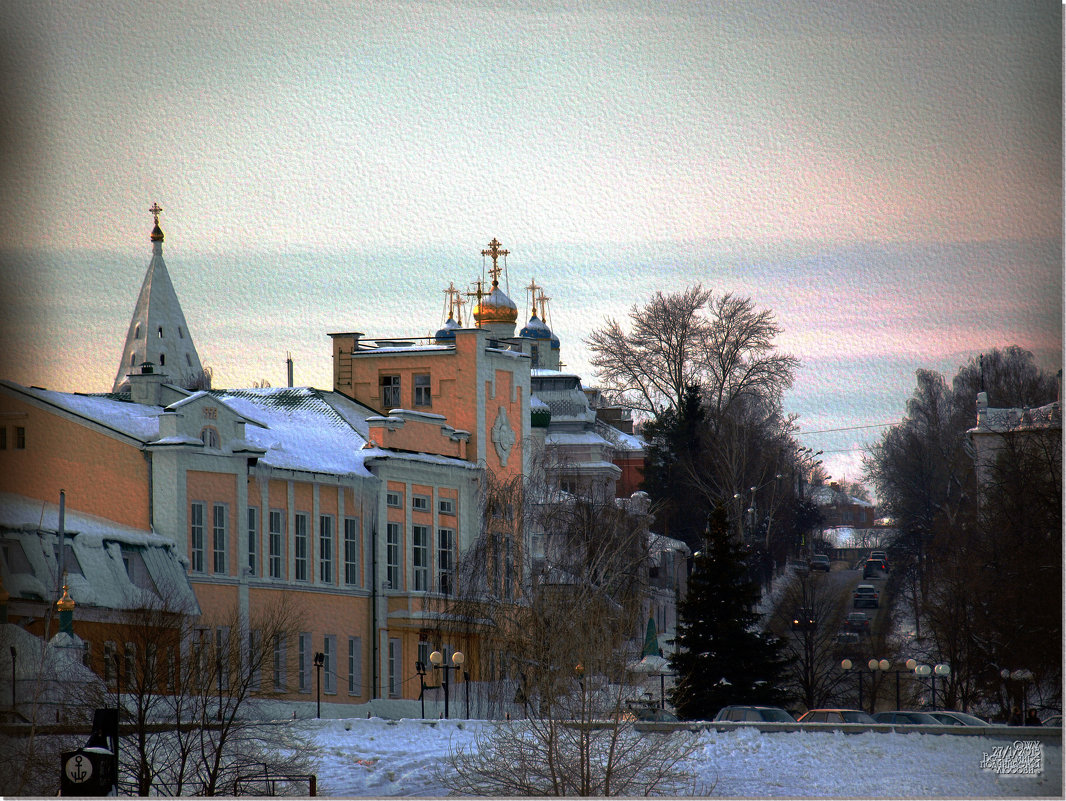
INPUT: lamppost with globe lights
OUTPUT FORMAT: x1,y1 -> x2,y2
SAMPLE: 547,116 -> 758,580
840,659 -> 864,711
429,650 -> 464,719
869,658 -> 919,710
1000,668 -> 1033,720
913,663 -> 950,710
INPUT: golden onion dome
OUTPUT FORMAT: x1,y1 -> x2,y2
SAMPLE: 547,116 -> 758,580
473,282 -> 518,325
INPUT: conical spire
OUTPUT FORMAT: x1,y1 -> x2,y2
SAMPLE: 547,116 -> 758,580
112,204 -> 206,394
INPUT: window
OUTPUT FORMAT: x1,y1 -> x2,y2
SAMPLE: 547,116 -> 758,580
130,352 -> 136,366
344,517 -> 359,585
125,642 -> 136,686
212,503 -> 227,574
417,640 -> 430,669
319,515 -> 334,583
186,353 -> 192,366
323,635 -> 336,694
413,525 -> 429,591
380,375 -> 401,409
413,373 -> 431,407
178,326 -> 184,339
190,502 -> 205,572
348,637 -> 362,695
134,323 -> 140,339
159,353 -> 166,366
157,326 -> 163,338
269,510 -> 284,579
412,495 -> 429,512
103,641 -> 116,683
438,498 -> 455,515
294,513 -> 309,581
438,528 -> 455,595
386,523 -> 401,590
387,638 -> 401,697
249,630 -> 261,690
215,627 -> 229,689
386,491 -> 401,508
247,507 -> 258,576
15,427 -> 25,450
201,426 -> 220,448
298,633 -> 311,692
273,634 -> 287,691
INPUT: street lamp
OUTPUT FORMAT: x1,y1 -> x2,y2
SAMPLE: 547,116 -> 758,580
914,663 -> 950,710
429,650 -> 464,719
1000,668 -> 1033,720
415,660 -> 428,719
313,651 -> 325,718
841,659 -> 863,711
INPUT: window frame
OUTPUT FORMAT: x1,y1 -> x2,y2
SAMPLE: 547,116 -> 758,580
438,498 -> 455,515
348,636 -> 362,696
190,502 -> 205,573
412,495 -> 429,512
412,524 -> 429,591
212,503 -> 228,575
386,522 -> 401,590
247,507 -> 258,576
437,527 -> 456,595
268,509 -> 284,579
319,514 -> 334,584
380,374 -> 401,409
344,517 -> 359,585
413,373 -> 431,407
294,513 -> 309,582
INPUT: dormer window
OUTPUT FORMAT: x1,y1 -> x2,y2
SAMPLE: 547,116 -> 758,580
201,426 -> 220,448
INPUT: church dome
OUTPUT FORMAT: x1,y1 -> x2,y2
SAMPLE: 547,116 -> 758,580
435,316 -> 460,343
519,312 -> 552,340
473,284 -> 518,326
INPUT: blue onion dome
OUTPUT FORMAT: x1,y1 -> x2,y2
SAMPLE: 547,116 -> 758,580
550,331 -> 561,351
519,311 -> 552,340
435,315 -> 460,343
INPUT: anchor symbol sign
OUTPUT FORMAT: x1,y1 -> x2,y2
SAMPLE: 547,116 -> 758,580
65,753 -> 93,783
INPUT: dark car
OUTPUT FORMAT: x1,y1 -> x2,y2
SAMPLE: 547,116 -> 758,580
873,711 -> 941,725
714,705 -> 795,723
870,550 -> 890,569
798,708 -> 876,724
791,607 -> 817,632
930,711 -> 990,726
631,706 -> 679,722
853,584 -> 879,608
844,611 -> 870,632
863,559 -> 887,579
809,554 -> 831,572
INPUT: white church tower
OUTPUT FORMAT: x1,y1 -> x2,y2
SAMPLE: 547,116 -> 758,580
113,203 -> 207,393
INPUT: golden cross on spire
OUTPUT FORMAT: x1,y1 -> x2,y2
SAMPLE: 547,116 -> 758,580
481,238 -> 509,286
443,282 -> 461,319
454,294 -> 466,326
537,289 -> 551,322
466,278 -> 485,321
525,278 -> 541,317
149,202 -> 162,223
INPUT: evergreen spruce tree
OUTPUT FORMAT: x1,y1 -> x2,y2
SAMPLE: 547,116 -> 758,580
669,505 -> 792,719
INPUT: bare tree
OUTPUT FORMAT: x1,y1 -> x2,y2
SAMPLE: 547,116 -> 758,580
435,458 -> 700,795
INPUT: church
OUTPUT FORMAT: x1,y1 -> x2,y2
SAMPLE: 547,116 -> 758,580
0,206 -> 686,716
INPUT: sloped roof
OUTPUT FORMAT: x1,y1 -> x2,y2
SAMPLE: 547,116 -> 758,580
3,381 -> 165,441
0,492 -> 198,613
207,387 -> 375,477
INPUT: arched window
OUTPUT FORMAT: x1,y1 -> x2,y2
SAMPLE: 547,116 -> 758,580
130,352 -> 136,366
186,353 -> 192,366
134,323 -> 140,338
159,353 -> 166,366
200,427 -> 220,449
178,327 -> 184,339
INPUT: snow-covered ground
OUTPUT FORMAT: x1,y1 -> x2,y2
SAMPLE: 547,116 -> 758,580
295,717 -> 1062,797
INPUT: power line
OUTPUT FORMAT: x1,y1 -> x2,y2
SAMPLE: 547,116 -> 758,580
799,422 -> 896,435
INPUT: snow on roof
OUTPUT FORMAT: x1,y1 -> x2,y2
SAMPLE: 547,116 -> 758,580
544,430 -> 615,448
649,532 -> 690,555
0,623 -> 101,688
594,419 -> 645,452
3,381 -> 164,441
0,492 -> 198,613
972,400 -> 1062,434
530,395 -> 550,410
208,387 -> 375,477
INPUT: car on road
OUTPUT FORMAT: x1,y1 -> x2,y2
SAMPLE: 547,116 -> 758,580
844,611 -> 871,632
798,708 -> 876,724
929,711 -> 990,726
631,705 -> 680,723
863,559 -> 887,579
714,706 -> 795,723
788,558 -> 810,575
853,584 -> 879,608
809,554 -> 831,572
873,711 -> 941,725
791,607 -> 817,632
870,550 -> 889,569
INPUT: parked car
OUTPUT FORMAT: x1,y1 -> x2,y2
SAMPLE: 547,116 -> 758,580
862,559 -> 887,579
833,630 -> 861,646
853,584 -> 879,608
788,559 -> 810,575
809,554 -> 831,572
929,711 -> 990,726
714,706 -> 795,723
798,708 -> 876,724
631,705 -> 680,722
791,607 -> 817,632
873,711 -> 941,725
844,611 -> 870,632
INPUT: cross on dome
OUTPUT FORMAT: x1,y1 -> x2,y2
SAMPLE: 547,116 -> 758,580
481,238 -> 509,286
525,278 -> 542,317
150,202 -> 162,222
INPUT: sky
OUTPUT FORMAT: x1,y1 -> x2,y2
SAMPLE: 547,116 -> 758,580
0,0 -> 1061,487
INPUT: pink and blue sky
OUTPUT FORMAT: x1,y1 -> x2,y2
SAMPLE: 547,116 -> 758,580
1,0 -> 1060,487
